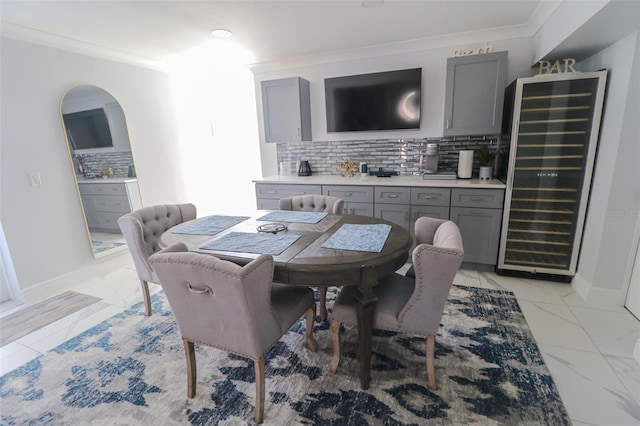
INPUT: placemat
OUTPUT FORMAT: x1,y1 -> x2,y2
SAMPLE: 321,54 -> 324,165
172,215 -> 249,235
321,223 -> 392,252
200,232 -> 301,255
257,211 -> 328,224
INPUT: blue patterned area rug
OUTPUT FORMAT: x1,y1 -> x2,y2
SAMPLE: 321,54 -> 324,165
0,286 -> 570,425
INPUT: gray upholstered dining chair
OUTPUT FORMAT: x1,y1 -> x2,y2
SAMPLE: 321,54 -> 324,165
148,243 -> 318,424
278,194 -> 344,321
329,216 -> 464,390
117,203 -> 197,316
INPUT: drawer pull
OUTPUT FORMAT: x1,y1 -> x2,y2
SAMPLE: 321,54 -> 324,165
422,196 -> 436,199
388,194 -> 399,198
296,192 -> 306,195
471,197 -> 485,202
266,190 -> 276,194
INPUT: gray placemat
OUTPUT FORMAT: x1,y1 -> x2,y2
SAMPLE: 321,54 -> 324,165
257,211 -> 328,224
200,232 -> 301,255
173,215 -> 250,235
321,223 -> 392,252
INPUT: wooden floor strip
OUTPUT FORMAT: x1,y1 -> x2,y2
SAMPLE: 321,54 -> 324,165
0,291 -> 101,346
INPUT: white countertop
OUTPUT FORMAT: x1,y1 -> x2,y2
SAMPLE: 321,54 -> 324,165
76,177 -> 138,184
253,174 -> 505,189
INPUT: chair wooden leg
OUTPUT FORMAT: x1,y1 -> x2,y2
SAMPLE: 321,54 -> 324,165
305,306 -> 319,352
254,358 -> 265,424
318,287 -> 328,321
183,339 -> 196,398
329,320 -> 342,374
140,279 -> 152,316
426,335 -> 438,390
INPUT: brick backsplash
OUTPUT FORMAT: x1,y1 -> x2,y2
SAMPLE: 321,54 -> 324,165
74,152 -> 135,177
276,136 -> 498,176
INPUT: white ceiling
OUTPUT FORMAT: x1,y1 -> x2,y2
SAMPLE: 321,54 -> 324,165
0,1 -> 560,71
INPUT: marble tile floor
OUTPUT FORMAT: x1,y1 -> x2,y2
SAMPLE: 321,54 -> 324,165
1,262 -> 639,425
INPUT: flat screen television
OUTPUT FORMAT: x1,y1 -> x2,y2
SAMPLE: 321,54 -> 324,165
325,68 -> 422,132
63,108 -> 113,150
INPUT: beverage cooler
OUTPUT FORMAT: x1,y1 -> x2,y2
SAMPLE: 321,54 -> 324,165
497,71 -> 608,280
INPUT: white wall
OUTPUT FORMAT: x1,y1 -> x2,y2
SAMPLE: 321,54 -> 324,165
253,37 -> 535,177
0,37 -> 188,295
532,0 -> 640,305
1,36 -> 264,298
573,31 -> 640,304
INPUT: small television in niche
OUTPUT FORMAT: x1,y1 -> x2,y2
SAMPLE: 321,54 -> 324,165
325,68 -> 422,132
63,108 -> 113,150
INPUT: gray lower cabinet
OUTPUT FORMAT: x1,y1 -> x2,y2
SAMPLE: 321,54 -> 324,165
254,182 -> 505,265
374,186 -> 410,230
344,202 -> 374,217
409,187 -> 451,240
323,185 -> 374,216
449,188 -> 504,265
78,181 -> 142,233
255,183 -> 321,209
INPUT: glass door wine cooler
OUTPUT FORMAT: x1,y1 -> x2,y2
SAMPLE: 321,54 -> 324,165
497,71 -> 608,279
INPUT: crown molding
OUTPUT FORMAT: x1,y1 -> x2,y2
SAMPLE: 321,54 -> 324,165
2,2 -> 562,75
1,21 -> 169,73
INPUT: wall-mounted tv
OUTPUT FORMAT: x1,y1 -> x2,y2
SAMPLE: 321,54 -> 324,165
63,108 -> 113,150
325,68 -> 422,133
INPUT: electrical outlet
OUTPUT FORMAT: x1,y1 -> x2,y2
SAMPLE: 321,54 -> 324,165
29,172 -> 42,186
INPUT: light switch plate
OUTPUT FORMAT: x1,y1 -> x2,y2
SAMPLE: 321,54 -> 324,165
29,172 -> 42,186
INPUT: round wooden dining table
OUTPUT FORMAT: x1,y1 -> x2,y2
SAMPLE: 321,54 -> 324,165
160,210 -> 412,390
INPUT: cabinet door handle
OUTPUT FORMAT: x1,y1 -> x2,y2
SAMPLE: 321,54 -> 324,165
297,128 -> 300,137
446,119 -> 451,129
404,212 -> 409,221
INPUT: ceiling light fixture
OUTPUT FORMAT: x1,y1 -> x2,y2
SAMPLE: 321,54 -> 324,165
360,0 -> 384,8
211,29 -> 233,38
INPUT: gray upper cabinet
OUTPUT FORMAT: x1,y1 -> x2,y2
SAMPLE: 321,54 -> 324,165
261,77 -> 312,143
443,51 -> 507,136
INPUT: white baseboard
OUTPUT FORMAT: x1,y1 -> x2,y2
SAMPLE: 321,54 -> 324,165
21,251 -> 133,305
572,273 -> 627,307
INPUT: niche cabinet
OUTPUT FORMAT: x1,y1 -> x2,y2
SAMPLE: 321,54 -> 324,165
261,77 -> 312,143
443,51 -> 507,136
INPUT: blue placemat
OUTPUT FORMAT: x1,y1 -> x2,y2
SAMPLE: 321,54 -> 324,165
173,215 -> 250,235
257,211 -> 328,224
200,232 -> 301,255
321,224 -> 392,252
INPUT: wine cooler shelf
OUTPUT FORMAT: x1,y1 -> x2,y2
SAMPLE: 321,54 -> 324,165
498,71 -> 608,279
